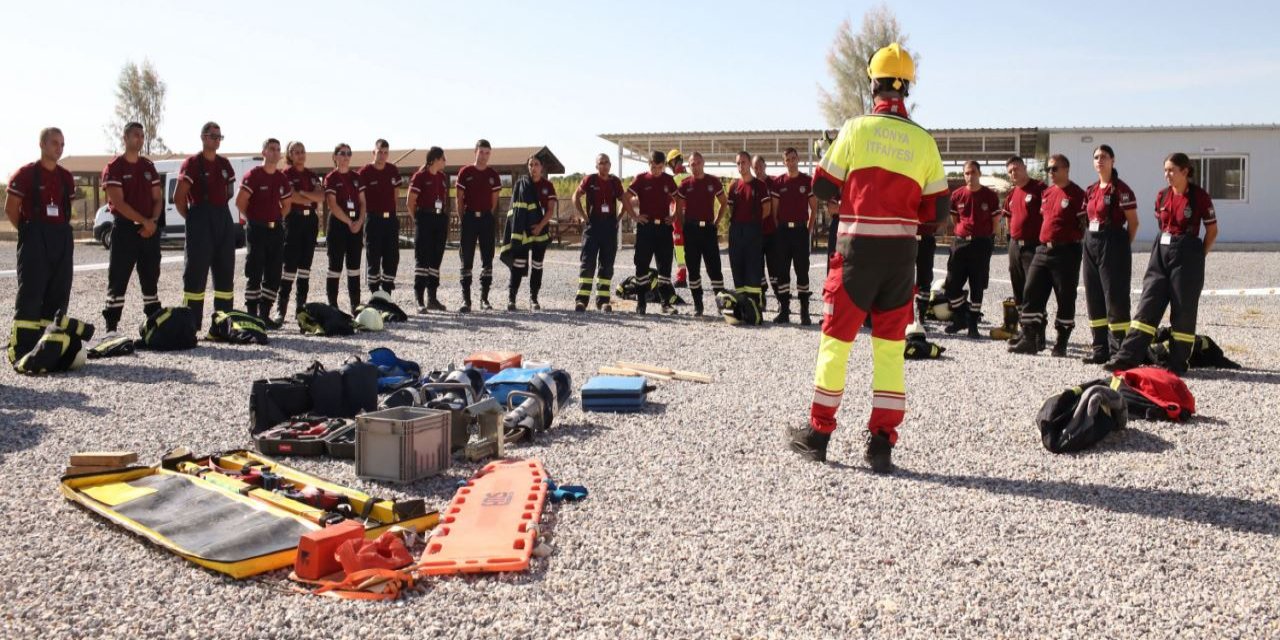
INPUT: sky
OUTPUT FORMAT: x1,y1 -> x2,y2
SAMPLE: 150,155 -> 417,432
2,0 -> 1276,180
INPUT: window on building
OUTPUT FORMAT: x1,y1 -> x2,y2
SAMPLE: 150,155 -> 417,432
1192,156 -> 1247,202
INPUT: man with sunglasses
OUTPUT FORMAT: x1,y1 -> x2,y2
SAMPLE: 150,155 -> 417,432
625,151 -> 679,315
1009,154 -> 1086,357
235,138 -> 292,321
359,139 -> 403,296
173,122 -> 238,330
455,139 -> 502,312
999,155 -> 1046,344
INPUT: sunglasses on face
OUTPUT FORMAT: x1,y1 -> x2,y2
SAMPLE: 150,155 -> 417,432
1047,166 -> 1061,173
336,151 -> 352,157
203,134 -> 224,141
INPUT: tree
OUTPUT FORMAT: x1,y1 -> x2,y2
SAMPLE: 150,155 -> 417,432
817,4 -> 917,127
106,59 -> 169,155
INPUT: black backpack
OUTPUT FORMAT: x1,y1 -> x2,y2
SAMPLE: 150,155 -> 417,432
1038,380 -> 1128,453
297,303 -> 355,336
358,296 -> 409,323
138,307 -> 198,351
13,315 -> 93,375
249,376 -> 313,435
208,310 -> 269,345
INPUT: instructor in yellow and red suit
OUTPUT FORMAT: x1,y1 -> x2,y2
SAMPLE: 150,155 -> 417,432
788,43 -> 948,473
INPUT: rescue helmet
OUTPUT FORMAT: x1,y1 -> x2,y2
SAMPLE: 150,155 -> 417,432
906,322 -> 926,339
355,307 -> 384,331
69,347 -> 88,371
931,301 -> 952,321
867,43 -> 915,92
666,149 -> 684,167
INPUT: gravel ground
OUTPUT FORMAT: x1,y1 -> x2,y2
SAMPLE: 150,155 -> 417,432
1,242 -> 1279,639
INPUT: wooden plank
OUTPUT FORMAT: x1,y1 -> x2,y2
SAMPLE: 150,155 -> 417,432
616,361 -> 711,383
69,451 -> 137,467
599,366 -> 670,381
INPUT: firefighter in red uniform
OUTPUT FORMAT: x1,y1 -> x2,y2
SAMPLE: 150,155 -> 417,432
674,151 -> 728,316
173,122 -> 238,330
999,155 -> 1046,342
942,160 -> 1000,337
573,154 -> 629,313
726,151 -> 774,313
1106,152 -> 1218,374
276,141 -> 324,324
753,155 -> 780,315
788,44 -> 948,472
6,127 -> 77,363
1080,144 -> 1139,363
625,151 -> 679,315
323,143 -> 366,313
668,149 -> 689,289
1009,154 -> 1086,356
408,146 -> 450,313
455,139 -> 502,312
235,138 -> 293,320
100,122 -> 162,333
503,154 -> 556,311
359,139 -> 403,296
768,147 -> 817,325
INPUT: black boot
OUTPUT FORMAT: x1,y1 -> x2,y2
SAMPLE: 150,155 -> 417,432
944,305 -> 969,334
459,288 -> 472,314
427,288 -> 447,312
480,285 -> 493,311
966,311 -> 981,338
773,295 -> 791,324
636,294 -> 647,315
1008,324 -> 1043,354
1082,327 -> 1110,363
326,277 -> 340,308
693,292 -> 704,317
347,276 -> 361,315
915,297 -> 929,325
799,296 -> 813,326
864,431 -> 894,474
1051,328 -> 1072,357
787,426 -> 830,463
415,288 -> 426,314
1165,340 -> 1192,376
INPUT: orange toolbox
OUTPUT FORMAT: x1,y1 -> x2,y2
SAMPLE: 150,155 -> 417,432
463,351 -> 522,376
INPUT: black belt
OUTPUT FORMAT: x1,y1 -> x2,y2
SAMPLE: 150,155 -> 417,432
466,210 -> 493,218
1044,241 -> 1080,249
369,211 -> 395,219
288,208 -> 316,217
415,208 -> 446,216
248,220 -> 281,229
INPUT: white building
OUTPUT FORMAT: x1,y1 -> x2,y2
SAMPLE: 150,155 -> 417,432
1046,125 -> 1277,242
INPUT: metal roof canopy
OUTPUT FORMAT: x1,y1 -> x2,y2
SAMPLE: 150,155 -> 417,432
58,146 -> 563,178
599,128 -> 1047,169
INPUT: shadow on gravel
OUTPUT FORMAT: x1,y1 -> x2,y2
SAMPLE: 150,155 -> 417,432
191,347 -> 282,363
900,470 -> 1280,536
0,408 -> 43,461
85,362 -> 199,384
1104,427 -> 1175,453
1186,368 -> 1280,385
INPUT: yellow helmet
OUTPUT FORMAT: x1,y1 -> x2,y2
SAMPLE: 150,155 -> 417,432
666,149 -> 684,166
867,42 -> 915,91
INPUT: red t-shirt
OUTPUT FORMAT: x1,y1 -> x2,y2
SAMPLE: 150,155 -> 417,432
1085,177 -> 1137,229
1156,185 -> 1217,237
676,174 -> 723,223
772,172 -> 812,225
357,163 -> 402,215
628,172 -> 677,221
6,161 -> 75,224
284,166 -> 320,213
728,177 -> 771,224
178,154 -> 236,207
324,170 -> 364,216
1005,179 -> 1046,241
102,156 -> 160,220
456,164 -> 501,213
533,177 -> 557,212
950,185 -> 1000,238
238,166 -> 292,224
1039,182 -> 1087,244
578,173 -> 624,218
409,169 -> 450,214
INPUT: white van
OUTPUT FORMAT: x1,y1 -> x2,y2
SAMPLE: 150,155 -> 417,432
93,155 -> 261,250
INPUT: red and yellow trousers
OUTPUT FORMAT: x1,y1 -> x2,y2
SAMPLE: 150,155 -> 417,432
811,235 -> 916,444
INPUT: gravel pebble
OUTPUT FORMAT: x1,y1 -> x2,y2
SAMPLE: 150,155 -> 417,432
1,243 -> 1278,639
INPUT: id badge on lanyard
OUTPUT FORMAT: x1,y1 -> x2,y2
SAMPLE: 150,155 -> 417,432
46,203 -> 60,218
1088,220 -> 1100,232
434,198 -> 443,214
1160,232 -> 1172,245
347,199 -> 356,217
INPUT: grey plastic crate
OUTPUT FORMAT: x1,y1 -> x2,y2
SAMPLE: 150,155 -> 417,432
355,406 -> 451,482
